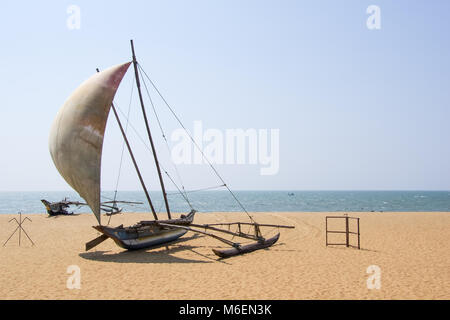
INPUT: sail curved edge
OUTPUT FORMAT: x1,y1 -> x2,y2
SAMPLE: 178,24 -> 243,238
49,62 -> 131,225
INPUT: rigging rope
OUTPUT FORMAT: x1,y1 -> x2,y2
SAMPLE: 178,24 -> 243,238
163,170 -> 194,209
166,184 -> 226,196
113,75 -> 135,199
108,75 -> 135,226
137,66 -> 191,204
137,63 -> 255,224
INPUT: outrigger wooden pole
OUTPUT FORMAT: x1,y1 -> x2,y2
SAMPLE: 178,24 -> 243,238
96,68 -> 158,220
130,39 -> 171,219
204,222 -> 295,229
157,223 -> 237,247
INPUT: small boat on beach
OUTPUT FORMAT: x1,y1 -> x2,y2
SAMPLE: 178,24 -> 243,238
41,198 -> 142,216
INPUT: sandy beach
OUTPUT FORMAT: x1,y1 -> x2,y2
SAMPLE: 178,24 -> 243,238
0,211 -> 449,300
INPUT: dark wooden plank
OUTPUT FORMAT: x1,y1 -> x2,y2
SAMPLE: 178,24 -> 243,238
85,234 -> 109,251
345,215 -> 349,247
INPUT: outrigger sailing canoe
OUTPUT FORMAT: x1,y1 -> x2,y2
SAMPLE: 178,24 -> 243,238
49,40 -> 294,258
41,198 -> 142,216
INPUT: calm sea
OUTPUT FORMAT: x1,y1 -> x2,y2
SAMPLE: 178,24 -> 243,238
0,190 -> 449,214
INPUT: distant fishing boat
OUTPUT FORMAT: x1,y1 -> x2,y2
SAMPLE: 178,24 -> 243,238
49,40 -> 294,257
41,198 -> 142,216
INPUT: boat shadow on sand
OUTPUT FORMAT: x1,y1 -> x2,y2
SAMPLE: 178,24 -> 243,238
78,234 -> 230,264
46,214 -> 82,218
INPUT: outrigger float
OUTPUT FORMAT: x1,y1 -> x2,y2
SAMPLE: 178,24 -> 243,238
49,40 -> 294,258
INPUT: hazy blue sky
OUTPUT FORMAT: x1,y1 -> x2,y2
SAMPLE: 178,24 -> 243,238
0,0 -> 449,191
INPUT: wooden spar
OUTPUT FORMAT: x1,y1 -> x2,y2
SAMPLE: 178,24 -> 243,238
345,215 -> 349,248
101,201 -> 143,204
157,223 -> 237,247
85,224 -> 124,251
130,39 -> 171,220
187,223 -> 260,241
159,221 -> 284,243
357,218 -> 360,250
96,68 -> 158,221
139,220 -> 295,241
254,224 -> 261,238
202,222 -> 295,229
100,204 -> 121,209
85,234 -> 109,251
110,105 -> 158,220
140,220 -> 295,229
159,222 -> 281,259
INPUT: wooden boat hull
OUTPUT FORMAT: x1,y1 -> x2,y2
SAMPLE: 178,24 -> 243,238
87,210 -> 196,251
95,224 -> 187,250
212,233 -> 280,258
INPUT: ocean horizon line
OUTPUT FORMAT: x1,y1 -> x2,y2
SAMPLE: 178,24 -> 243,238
1,190 -> 449,214
1,189 -> 449,193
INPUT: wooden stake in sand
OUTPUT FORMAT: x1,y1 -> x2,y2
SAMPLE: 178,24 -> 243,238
3,212 -> 35,247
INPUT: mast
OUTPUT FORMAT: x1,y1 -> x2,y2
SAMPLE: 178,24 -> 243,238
96,68 -> 158,221
130,39 -> 171,219
111,104 -> 159,220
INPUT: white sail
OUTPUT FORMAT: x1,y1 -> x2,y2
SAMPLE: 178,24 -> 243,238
49,62 -> 131,224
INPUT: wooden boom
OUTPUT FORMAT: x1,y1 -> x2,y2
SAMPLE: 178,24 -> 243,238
213,233 -> 280,259
204,222 -> 295,229
157,223 -> 237,247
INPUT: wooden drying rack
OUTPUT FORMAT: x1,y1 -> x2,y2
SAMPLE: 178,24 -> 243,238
325,214 -> 360,249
